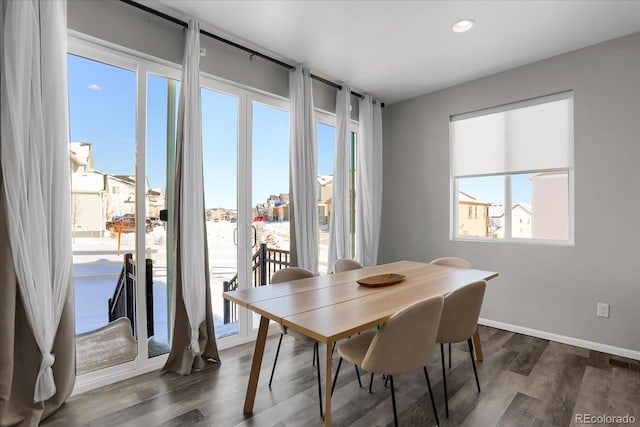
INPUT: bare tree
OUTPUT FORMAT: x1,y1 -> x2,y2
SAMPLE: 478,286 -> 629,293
71,193 -> 83,243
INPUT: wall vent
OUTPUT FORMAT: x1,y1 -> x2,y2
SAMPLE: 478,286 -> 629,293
609,358 -> 640,373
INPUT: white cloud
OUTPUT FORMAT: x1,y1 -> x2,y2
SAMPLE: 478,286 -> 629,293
87,84 -> 102,91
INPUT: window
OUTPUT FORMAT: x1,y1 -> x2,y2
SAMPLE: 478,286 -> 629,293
68,53 -> 138,374
315,115 -> 358,274
451,92 -> 573,243
201,86 -> 240,340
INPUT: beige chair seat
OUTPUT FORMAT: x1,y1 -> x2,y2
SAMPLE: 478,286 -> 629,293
268,266 -> 323,419
336,331 -> 375,363
436,279 -> 486,419
271,267 -> 318,345
429,256 -> 472,269
333,296 -> 443,427
277,324 -> 315,343
332,258 -> 364,273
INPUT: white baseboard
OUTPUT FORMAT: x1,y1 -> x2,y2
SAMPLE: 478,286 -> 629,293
478,318 -> 640,361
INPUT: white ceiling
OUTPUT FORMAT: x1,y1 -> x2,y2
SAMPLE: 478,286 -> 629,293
154,0 -> 640,104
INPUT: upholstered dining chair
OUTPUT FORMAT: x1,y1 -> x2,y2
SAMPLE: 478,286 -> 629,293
332,258 -> 364,273
429,256 -> 472,269
437,280 -> 487,418
332,296 -> 444,427
429,256 -> 474,369
330,258 -> 366,382
268,267 -> 324,418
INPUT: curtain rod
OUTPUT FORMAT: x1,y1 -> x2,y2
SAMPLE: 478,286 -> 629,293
119,0 -> 383,105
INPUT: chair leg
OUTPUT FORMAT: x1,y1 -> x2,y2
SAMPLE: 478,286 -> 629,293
389,375 -> 398,427
354,365 -> 363,388
440,343 -> 449,418
448,342 -> 452,369
331,341 -> 336,354
268,334 -> 284,389
468,338 -> 481,393
314,342 -> 324,419
331,357 -> 343,397
424,367 -> 440,427
368,372 -> 374,393
384,375 -> 390,388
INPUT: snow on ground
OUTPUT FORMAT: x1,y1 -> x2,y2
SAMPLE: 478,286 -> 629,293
72,220 -> 330,347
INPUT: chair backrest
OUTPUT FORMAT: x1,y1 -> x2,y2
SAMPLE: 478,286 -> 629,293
270,267 -> 315,284
429,256 -> 472,269
361,295 -> 444,376
332,258 -> 364,273
437,280 -> 486,343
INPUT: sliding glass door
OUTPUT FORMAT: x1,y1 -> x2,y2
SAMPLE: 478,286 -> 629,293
201,86 -> 240,340
315,113 -> 358,274
67,40 -> 355,382
250,100 -> 290,328
199,77 -> 292,339
68,53 -> 139,375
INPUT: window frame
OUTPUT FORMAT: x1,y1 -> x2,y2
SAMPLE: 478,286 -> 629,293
449,93 -> 575,246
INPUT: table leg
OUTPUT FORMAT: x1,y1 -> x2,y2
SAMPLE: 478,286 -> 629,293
324,341 -> 333,426
472,327 -> 483,362
243,316 -> 270,413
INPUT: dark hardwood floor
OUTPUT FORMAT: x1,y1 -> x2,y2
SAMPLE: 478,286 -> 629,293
42,326 -> 640,426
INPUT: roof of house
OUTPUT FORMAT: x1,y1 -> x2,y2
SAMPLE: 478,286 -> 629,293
489,205 -> 505,218
69,142 -> 92,168
458,191 -> 490,205
113,175 -> 136,185
489,203 -> 532,218
317,175 -> 333,186
512,203 -> 532,215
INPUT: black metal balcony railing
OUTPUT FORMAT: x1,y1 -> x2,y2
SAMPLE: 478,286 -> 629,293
108,253 -> 154,339
223,243 -> 290,324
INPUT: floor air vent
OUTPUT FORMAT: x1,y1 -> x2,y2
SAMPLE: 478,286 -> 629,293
609,358 -> 640,373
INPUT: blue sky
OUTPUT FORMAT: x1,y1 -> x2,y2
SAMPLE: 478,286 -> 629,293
68,54 -> 337,210
68,54 -> 137,175
458,174 -> 532,204
68,53 -> 529,210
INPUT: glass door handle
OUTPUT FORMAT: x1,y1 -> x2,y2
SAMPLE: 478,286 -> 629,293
233,228 -> 238,246
252,226 -> 258,248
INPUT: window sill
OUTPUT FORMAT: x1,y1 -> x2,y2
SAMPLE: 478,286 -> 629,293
450,236 -> 574,247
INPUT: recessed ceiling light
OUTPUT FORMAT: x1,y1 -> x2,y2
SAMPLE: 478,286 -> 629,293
452,19 -> 475,33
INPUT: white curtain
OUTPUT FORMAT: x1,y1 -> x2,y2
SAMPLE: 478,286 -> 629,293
327,86 -> 351,271
176,20 -> 207,353
0,0 -> 73,402
289,66 -> 319,274
356,96 -> 383,267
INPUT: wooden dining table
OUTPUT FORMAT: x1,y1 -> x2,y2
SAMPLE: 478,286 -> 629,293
223,260 -> 498,426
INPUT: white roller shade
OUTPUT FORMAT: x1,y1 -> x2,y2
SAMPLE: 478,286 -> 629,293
451,92 -> 573,178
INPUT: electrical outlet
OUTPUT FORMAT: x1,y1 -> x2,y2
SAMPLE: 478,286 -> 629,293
199,47 -> 207,56
597,302 -> 609,318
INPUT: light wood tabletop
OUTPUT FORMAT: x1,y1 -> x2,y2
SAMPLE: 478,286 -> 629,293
223,260 -> 498,426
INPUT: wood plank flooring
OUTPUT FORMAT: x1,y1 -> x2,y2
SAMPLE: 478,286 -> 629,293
42,326 -> 640,426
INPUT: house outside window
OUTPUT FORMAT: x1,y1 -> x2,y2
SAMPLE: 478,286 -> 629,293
450,91 -> 574,243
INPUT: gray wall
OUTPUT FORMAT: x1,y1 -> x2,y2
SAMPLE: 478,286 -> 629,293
380,33 -> 640,353
67,0 -> 359,117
